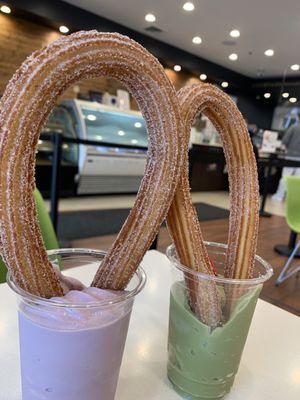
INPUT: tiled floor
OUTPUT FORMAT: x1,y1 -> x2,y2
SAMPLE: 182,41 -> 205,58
46,191 -> 286,217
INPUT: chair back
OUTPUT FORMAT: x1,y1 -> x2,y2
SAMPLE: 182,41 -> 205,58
285,176 -> 300,234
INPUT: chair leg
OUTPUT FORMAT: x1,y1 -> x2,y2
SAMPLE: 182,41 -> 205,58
276,240 -> 300,285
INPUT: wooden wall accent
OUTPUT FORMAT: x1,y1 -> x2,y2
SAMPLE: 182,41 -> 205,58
0,14 -> 201,107
0,14 -> 60,94
0,14 -> 130,101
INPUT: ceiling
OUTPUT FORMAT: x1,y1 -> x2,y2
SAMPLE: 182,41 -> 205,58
65,0 -> 300,79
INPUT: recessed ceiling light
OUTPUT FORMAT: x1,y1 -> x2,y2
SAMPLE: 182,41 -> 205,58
289,97 -> 297,103
192,36 -> 202,44
221,81 -> 229,88
131,139 -> 138,144
174,65 -> 182,72
96,135 -> 103,140
59,25 -> 69,34
0,5 -> 11,13
118,130 -> 125,136
134,122 -> 142,128
86,114 -> 96,121
230,29 -> 240,38
145,13 -> 156,22
282,92 -> 289,98
264,49 -> 274,57
290,64 -> 300,71
264,92 -> 271,98
229,53 -> 238,61
200,74 -> 207,81
183,2 -> 195,11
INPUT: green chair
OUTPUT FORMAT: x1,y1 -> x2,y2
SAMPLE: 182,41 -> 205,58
276,176 -> 300,284
0,188 -> 59,283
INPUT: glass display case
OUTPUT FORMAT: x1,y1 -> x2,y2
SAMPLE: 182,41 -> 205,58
63,100 -> 148,194
37,105 -> 78,165
81,105 -> 148,148
36,105 -> 78,197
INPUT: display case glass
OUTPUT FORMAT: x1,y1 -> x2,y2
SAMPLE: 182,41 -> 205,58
38,105 -> 78,165
80,106 -> 148,148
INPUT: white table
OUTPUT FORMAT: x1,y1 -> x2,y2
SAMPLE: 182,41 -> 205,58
0,250 -> 299,400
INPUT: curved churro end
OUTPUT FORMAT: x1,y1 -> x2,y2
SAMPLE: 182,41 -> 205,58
167,83 -> 259,326
0,30 -> 184,297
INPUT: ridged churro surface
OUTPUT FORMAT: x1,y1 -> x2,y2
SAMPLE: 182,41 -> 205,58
167,83 -> 259,326
0,31 -> 184,297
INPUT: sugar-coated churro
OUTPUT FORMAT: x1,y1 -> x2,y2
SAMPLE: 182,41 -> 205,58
0,30 -> 183,297
167,83 -> 259,326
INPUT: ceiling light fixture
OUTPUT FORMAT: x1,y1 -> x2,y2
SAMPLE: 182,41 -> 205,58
131,139 -> 138,144
264,92 -> 271,98
174,64 -> 182,72
289,97 -> 297,103
290,64 -> 300,71
221,81 -> 229,88
134,122 -> 142,128
118,130 -> 125,136
199,74 -> 207,81
192,36 -> 202,44
0,5 -> 11,14
229,53 -> 238,61
230,29 -> 240,38
264,49 -> 274,57
282,92 -> 289,98
145,13 -> 156,22
183,2 -> 195,12
59,25 -> 69,34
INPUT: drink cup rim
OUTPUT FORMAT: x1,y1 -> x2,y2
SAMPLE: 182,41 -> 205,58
166,241 -> 273,286
7,248 -> 147,309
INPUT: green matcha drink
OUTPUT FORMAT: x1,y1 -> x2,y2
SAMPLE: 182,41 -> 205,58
168,282 -> 261,399
166,242 -> 273,400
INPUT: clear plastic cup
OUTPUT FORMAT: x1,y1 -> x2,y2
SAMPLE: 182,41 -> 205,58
166,241 -> 273,400
8,248 -> 146,400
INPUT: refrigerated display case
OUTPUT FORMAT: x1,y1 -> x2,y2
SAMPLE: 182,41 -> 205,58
36,105 -> 78,197
62,100 -> 148,194
38,105 -> 78,165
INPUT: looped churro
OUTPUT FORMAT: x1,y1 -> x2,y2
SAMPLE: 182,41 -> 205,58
167,83 -> 259,326
0,30 -> 183,298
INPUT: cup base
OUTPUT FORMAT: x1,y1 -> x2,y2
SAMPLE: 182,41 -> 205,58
168,376 -> 228,400
167,368 -> 231,400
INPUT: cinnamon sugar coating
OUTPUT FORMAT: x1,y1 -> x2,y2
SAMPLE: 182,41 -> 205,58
167,83 -> 259,327
0,31 -> 184,297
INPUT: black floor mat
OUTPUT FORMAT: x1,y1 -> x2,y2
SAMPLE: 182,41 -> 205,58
57,202 -> 229,241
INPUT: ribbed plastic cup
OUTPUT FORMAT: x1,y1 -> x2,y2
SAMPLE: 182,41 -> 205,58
166,242 -> 273,399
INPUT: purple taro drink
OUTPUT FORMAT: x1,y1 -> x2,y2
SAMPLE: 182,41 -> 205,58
19,288 -> 131,400
8,249 -> 146,400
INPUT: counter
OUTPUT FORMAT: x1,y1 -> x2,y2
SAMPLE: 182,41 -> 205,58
189,144 -> 228,191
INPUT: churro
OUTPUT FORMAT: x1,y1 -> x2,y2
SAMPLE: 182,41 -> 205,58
0,30 -> 183,297
167,83 -> 259,325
